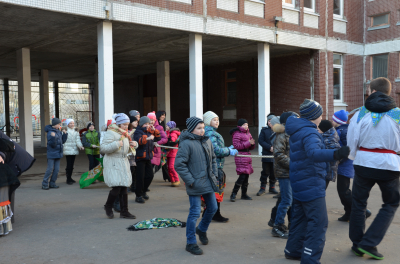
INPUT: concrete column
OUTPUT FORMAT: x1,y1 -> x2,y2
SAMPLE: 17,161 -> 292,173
189,34 -> 203,118
257,43 -> 270,155
97,21 -> 114,129
17,48 -> 33,155
157,61 -> 171,122
93,62 -> 100,128
54,81 -> 59,118
3,78 -> 10,137
39,69 -> 50,147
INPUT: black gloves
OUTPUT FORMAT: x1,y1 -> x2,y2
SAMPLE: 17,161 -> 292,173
334,146 -> 350,160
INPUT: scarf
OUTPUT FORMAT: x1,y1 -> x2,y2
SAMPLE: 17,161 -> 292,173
108,124 -> 135,155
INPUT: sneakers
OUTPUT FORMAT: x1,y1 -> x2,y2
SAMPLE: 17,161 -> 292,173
171,181 -> 180,187
257,188 -> 266,196
268,219 -> 274,227
186,244 -> 203,255
285,254 -> 301,260
120,211 -> 136,219
338,213 -> 350,222
351,246 -> 364,257
196,227 -> 209,245
142,193 -> 149,200
272,224 -> 289,239
42,185 -> 49,190
241,194 -> 253,200
135,197 -> 145,204
230,193 -> 237,202
49,185 -> 59,189
366,209 -> 372,219
358,246 -> 384,260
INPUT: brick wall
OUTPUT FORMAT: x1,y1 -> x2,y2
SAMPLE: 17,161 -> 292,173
121,0 -> 203,15
343,54 -> 364,111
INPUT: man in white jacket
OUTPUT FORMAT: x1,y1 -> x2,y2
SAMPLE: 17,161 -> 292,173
347,77 -> 400,260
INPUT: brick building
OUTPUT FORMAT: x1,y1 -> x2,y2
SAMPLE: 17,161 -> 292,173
0,0 -> 399,153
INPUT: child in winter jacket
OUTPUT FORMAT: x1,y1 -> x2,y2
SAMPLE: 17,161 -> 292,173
230,119 -> 256,202
133,116 -> 161,204
128,116 -> 139,192
174,116 -> 219,256
101,113 -> 138,220
284,99 -> 350,263
318,120 -> 341,189
62,119 -> 84,185
165,121 -> 181,186
42,118 -> 68,190
148,112 -> 169,180
203,111 -> 237,222
82,122 -> 101,171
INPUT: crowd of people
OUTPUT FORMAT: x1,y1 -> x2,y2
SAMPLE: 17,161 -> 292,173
38,77 -> 399,263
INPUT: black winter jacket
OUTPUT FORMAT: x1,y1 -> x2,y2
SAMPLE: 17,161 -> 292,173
133,126 -> 161,162
272,124 -> 290,179
258,126 -> 274,162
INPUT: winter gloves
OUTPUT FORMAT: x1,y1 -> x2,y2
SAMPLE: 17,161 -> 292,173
230,149 -> 238,156
334,146 -> 350,160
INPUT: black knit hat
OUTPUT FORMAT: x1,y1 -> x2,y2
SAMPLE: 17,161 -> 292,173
186,116 -> 204,133
280,111 -> 299,124
52,118 -> 61,126
130,116 -> 138,123
318,120 -> 333,133
87,122 -> 95,130
237,119 -> 248,127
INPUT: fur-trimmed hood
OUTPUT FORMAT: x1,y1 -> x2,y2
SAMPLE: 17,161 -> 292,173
272,124 -> 285,134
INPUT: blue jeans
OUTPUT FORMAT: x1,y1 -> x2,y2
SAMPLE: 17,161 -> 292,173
42,158 -> 61,187
186,192 -> 218,244
275,178 -> 293,225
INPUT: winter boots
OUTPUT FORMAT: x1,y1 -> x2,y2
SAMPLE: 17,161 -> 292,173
196,226 -> 209,245
272,224 -> 289,239
256,187 -> 266,196
186,244 -> 203,255
66,169 -> 75,185
104,192 -> 117,219
113,195 -> 121,212
119,194 -> 136,219
269,183 -> 278,194
230,184 -> 241,202
204,202 -> 229,223
241,183 -> 252,200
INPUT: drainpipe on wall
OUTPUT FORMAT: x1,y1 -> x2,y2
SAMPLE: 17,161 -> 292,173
324,0 -> 329,119
203,0 -> 207,33
362,0 -> 367,105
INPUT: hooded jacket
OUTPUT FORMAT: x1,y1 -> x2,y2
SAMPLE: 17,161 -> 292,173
63,127 -> 83,156
204,126 -> 230,169
231,126 -> 255,175
45,125 -> 68,159
174,131 -> 218,196
272,124 -> 290,179
336,124 -> 354,178
151,119 -> 168,166
285,117 -> 335,202
321,127 -> 341,182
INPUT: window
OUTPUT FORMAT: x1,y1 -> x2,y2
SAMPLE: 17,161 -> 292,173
333,54 -> 343,101
225,70 -> 237,106
333,0 -> 343,18
371,13 -> 389,27
283,0 -> 295,7
372,54 -> 388,79
304,0 -> 315,12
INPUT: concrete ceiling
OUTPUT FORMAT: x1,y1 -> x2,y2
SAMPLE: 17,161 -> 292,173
0,3 -> 309,83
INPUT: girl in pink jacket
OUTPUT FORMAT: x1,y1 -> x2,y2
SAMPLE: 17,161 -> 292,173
165,121 -> 181,186
229,119 -> 256,202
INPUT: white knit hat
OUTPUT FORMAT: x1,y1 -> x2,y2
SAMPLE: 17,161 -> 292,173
65,119 -> 74,126
203,111 -> 218,126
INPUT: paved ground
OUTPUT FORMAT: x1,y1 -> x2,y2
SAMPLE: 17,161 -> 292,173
1,146 -> 399,264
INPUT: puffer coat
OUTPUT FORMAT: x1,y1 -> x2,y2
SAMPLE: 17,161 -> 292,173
63,128 -> 83,156
204,126 -> 230,169
45,125 -> 68,159
100,130 -> 132,187
231,126 -> 255,175
272,124 -> 290,179
166,128 -> 180,158
336,124 -> 354,178
151,120 -> 168,166
174,131 -> 218,196
321,127 -> 341,182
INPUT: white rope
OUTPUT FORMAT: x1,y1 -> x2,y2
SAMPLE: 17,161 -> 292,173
155,144 -> 273,159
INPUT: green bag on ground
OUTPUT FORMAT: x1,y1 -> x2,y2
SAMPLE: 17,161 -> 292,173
79,158 -> 104,189
127,218 -> 186,231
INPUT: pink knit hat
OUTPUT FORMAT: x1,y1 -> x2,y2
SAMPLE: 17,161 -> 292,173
147,111 -> 157,121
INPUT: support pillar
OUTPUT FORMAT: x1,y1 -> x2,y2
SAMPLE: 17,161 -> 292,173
97,21 -> 114,129
4,78 -> 10,137
54,81 -> 59,118
17,48 -> 33,155
257,43 -> 270,155
189,34 -> 203,118
39,69 -> 50,147
93,61 -> 100,128
157,61 -> 171,122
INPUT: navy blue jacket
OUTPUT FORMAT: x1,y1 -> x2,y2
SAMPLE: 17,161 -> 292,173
336,124 -> 354,178
285,117 -> 335,202
133,126 -> 161,162
321,127 -> 341,182
258,126 -> 274,162
45,125 -> 67,159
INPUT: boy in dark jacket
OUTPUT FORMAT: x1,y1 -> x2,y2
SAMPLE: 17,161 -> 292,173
133,116 -> 161,204
174,117 -> 219,256
257,113 -> 278,195
42,118 -> 68,190
284,100 -> 349,263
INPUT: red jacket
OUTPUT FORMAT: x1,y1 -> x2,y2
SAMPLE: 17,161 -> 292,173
166,128 -> 181,158
231,126 -> 255,175
151,120 -> 168,166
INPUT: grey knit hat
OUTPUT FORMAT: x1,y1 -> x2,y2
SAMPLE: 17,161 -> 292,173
139,116 -> 151,127
299,99 -> 323,120
129,110 -> 140,117
115,113 -> 130,125
186,116 -> 204,133
52,118 -> 61,126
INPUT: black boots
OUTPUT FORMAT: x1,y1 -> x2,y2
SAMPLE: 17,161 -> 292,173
66,169 -> 75,185
257,187 -> 266,196
241,184 -> 252,200
269,183 -> 278,194
230,184 -> 241,202
196,226 -> 209,245
272,224 -> 289,239
186,244 -> 203,255
113,195 -> 121,212
212,202 -> 229,223
104,192 -> 117,219
119,194 -> 136,219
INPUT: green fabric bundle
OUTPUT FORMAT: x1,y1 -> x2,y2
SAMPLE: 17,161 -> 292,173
127,218 -> 186,231
79,158 -> 104,189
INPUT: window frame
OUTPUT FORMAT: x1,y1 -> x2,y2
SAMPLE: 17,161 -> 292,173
303,0 -> 315,13
224,69 -> 237,107
333,0 -> 344,19
333,54 -> 343,103
371,54 -> 389,80
282,0 -> 295,8
370,13 -> 390,28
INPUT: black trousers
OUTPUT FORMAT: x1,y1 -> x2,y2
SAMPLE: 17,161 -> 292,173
135,160 -> 154,197
65,155 -> 76,176
337,174 -> 352,214
87,154 -> 100,171
235,174 -> 249,187
130,166 -> 136,190
110,186 -> 128,196
162,163 -> 171,182
259,162 -> 276,187
349,165 -> 400,249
